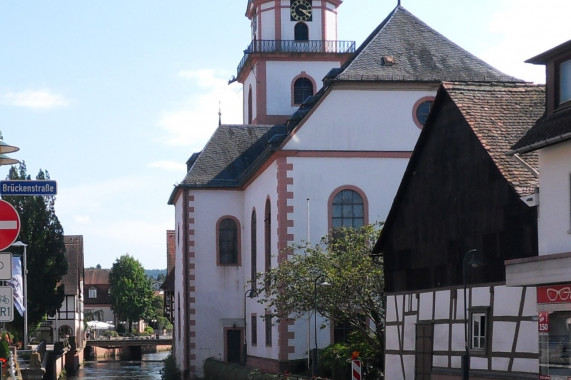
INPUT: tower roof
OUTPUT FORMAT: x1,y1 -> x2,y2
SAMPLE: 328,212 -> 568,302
336,6 -> 521,82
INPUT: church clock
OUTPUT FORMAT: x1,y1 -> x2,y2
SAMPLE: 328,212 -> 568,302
291,0 -> 312,22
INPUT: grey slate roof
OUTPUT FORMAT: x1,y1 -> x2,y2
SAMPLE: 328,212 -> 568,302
443,82 -> 545,196
336,6 -> 521,83
176,124 -> 286,190
510,107 -> 571,154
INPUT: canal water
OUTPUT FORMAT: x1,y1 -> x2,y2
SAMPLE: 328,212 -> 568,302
67,351 -> 170,379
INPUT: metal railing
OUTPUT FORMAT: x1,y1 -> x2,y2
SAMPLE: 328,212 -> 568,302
237,39 -> 355,76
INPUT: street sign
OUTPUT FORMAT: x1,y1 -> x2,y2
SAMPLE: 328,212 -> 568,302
0,200 -> 20,251
0,180 -> 57,196
0,253 -> 12,280
0,287 -> 14,322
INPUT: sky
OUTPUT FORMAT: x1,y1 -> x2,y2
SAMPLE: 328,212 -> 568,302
0,0 -> 569,270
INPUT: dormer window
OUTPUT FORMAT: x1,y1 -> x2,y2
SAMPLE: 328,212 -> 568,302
559,59 -> 571,104
88,287 -> 97,299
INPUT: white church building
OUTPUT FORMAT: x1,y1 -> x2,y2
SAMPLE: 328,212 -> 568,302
168,1 -> 518,378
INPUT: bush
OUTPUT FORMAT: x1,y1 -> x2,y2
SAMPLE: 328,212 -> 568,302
161,354 -> 181,380
203,358 -> 251,380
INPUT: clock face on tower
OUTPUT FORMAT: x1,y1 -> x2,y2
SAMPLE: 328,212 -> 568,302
291,0 -> 312,22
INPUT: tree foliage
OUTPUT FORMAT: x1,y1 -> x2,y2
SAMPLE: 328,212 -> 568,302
109,254 -> 153,332
3,163 -> 67,327
255,223 -> 385,372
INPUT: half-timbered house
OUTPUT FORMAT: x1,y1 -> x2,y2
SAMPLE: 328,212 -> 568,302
373,81 -> 545,379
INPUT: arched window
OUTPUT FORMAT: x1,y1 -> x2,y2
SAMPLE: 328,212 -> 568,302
218,217 -> 240,265
331,189 -> 365,228
264,199 -> 271,274
251,210 -> 257,286
294,22 -> 309,41
293,77 -> 313,104
248,87 -> 253,124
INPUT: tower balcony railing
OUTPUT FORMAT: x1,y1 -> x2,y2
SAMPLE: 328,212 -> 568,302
236,39 -> 356,77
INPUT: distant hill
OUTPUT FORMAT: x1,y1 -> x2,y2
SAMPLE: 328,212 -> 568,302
146,269 -> 167,280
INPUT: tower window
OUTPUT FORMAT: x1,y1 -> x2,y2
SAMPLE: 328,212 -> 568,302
294,22 -> 309,41
293,77 -> 313,104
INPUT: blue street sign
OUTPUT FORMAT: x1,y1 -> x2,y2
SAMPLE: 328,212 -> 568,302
0,180 -> 57,196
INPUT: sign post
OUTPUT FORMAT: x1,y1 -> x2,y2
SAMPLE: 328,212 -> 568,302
0,200 -> 20,251
0,287 -> 14,322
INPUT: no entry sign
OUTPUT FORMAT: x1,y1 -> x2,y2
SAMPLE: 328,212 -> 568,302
0,200 -> 20,251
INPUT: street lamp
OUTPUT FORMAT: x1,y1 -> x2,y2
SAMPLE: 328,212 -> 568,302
312,274 -> 331,377
243,288 -> 257,365
11,241 -> 27,348
462,249 -> 484,380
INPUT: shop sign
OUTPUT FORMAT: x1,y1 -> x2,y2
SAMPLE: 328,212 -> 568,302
537,284 -> 571,304
538,311 -> 549,332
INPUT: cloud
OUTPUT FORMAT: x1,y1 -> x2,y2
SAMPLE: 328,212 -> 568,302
2,90 -> 70,109
479,0 -> 571,83
158,69 -> 243,149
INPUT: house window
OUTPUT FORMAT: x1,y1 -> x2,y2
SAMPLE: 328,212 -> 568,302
293,77 -> 313,104
412,97 -> 435,128
470,308 -> 488,352
294,22 -> 309,41
331,189 -> 365,228
560,59 -> 571,104
265,314 -> 272,347
88,287 -> 97,299
218,217 -> 240,265
251,314 -> 257,346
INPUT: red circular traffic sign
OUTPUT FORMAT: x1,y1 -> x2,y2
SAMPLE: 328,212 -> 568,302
0,200 -> 20,251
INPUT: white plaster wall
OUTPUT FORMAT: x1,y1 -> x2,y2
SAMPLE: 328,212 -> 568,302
243,73 -> 257,124
173,192 -> 186,371
260,4 -> 276,40
434,291 -> 450,320
288,155 -> 409,242
284,88 -> 434,151
433,324 -> 449,351
418,292 -> 433,321
192,190 -> 246,369
242,162 -> 281,361
385,325 -> 400,351
265,61 -> 339,116
324,2 -> 337,41
538,141 -> 571,255
493,286 -> 522,316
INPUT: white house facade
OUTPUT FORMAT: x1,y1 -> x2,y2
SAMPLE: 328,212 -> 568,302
507,39 -> 571,379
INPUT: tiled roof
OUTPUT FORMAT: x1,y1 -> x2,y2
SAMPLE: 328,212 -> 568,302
443,82 -> 545,195
510,106 -> 571,154
336,6 -> 521,83
172,124 -> 286,194
84,268 -> 110,285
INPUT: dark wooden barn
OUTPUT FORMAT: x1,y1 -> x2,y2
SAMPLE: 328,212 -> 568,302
374,81 -> 545,293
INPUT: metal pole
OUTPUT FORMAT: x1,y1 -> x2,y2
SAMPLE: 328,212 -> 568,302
313,279 -> 318,377
23,244 -> 27,349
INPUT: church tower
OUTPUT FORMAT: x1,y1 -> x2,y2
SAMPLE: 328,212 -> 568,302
236,0 -> 355,124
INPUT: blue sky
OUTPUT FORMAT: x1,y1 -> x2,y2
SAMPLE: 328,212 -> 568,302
0,0 -> 568,270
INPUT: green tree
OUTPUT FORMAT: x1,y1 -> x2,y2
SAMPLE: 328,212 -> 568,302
3,163 -> 67,328
109,255 -> 153,333
256,223 -> 385,376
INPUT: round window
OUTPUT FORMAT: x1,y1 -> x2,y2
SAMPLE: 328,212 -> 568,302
413,97 -> 434,128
